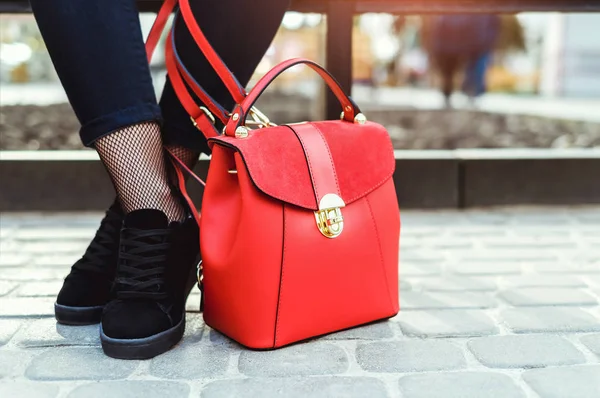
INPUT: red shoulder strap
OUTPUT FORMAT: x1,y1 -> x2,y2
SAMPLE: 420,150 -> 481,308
144,0 -> 247,139
178,0 -> 247,104
145,0 -> 178,63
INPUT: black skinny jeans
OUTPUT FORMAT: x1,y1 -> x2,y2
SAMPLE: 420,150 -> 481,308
29,0 -> 290,154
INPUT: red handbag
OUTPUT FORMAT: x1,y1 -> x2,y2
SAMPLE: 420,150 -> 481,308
147,0 -> 400,349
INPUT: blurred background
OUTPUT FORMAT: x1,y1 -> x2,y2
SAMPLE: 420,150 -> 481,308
1,11 -> 599,150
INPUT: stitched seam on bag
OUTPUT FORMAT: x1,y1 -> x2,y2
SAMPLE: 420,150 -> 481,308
345,133 -> 396,204
313,123 -> 341,196
209,138 -> 312,209
294,126 -> 320,204
365,194 -> 395,313
274,203 -> 287,347
209,128 -> 395,209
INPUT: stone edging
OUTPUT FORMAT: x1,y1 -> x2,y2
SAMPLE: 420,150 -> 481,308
1,149 -> 599,211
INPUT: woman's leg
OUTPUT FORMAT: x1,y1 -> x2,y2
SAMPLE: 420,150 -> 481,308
29,0 -> 196,359
160,0 -> 291,164
30,0 -> 184,221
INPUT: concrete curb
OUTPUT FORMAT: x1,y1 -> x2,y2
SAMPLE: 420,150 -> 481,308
1,149 -> 599,211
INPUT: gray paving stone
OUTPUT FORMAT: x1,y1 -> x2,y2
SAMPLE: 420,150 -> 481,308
34,254 -> 81,267
410,277 -> 497,292
448,262 -> 522,275
499,288 -> 598,307
0,226 -> 13,239
0,281 -> 18,296
14,214 -> 102,227
15,228 -> 95,241
510,227 -> 571,237
534,262 -> 600,274
574,253 -> 600,264
0,382 -> 59,398
398,310 -> 498,337
324,321 -> 394,340
239,342 -> 349,377
465,211 -> 510,224
203,328 -> 244,346
401,292 -> 496,310
0,240 -> 16,253
428,238 -> 474,249
500,275 -> 586,288
581,334 -> 600,356
150,343 -> 230,379
402,213 -> 467,226
182,313 -> 205,345
468,335 -> 586,369
185,293 -> 202,313
585,276 -> 600,287
480,238 -> 577,249
398,372 -> 526,398
0,297 -> 55,317
512,213 -> 573,225
399,238 -> 424,250
400,279 -> 412,292
449,226 -> 508,237
19,241 -> 88,254
0,319 -> 22,345
458,250 -> 558,263
13,318 -> 100,347
67,381 -> 190,398
400,227 -> 442,238
0,350 -> 38,378
16,281 -> 63,297
523,365 -> 600,398
201,377 -> 389,398
0,254 -> 29,267
25,348 -> 138,380
501,307 -> 600,333
0,268 -> 65,282
356,340 -> 466,373
401,252 -> 446,264
401,262 -> 442,277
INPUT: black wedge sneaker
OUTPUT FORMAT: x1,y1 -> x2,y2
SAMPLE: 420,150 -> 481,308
100,209 -> 200,360
54,200 -> 123,325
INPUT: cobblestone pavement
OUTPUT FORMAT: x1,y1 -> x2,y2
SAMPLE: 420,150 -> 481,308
1,207 -> 599,398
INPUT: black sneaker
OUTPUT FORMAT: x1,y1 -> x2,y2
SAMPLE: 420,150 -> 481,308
54,200 -> 123,325
100,209 -> 199,360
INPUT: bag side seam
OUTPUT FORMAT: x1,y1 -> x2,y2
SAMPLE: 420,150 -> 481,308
364,194 -> 396,314
274,203 -> 287,347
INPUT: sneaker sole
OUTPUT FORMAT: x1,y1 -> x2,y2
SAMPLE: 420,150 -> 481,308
100,317 -> 185,360
54,303 -> 104,325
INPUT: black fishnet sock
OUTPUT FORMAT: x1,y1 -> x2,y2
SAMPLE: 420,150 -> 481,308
94,122 -> 185,222
165,144 -> 200,172
164,144 -> 200,189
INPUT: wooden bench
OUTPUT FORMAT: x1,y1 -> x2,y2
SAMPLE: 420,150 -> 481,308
2,0 -> 600,118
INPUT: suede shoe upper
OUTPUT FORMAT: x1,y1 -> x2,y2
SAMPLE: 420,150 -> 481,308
102,209 -> 200,340
56,200 -> 123,307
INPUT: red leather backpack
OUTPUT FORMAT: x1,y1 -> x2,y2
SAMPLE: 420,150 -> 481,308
147,0 -> 400,349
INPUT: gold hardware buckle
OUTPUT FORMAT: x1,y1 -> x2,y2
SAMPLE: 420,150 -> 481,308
340,111 -> 367,125
248,106 -> 276,128
314,194 -> 345,238
196,260 -> 204,288
222,107 -> 275,139
190,106 -> 216,128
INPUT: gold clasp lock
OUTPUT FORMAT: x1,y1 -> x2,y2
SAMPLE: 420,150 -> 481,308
314,194 -> 345,238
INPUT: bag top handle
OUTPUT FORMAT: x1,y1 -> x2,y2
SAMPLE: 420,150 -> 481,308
224,58 -> 362,137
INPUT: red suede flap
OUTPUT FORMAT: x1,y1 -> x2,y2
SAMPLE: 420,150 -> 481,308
209,120 -> 395,211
